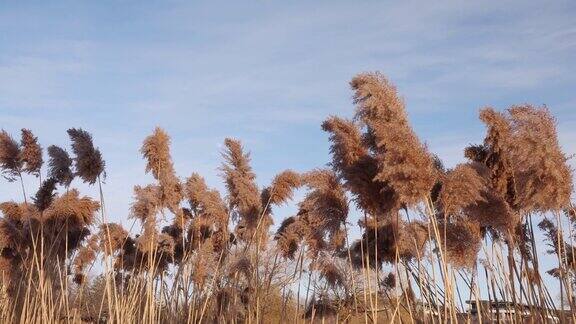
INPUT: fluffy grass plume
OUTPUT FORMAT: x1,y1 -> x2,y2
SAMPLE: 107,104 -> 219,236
0,130 -> 22,180
67,128 -> 105,184
351,72 -> 436,208
19,129 -> 43,176
47,145 -> 75,187
221,138 -> 262,237
140,127 -> 183,212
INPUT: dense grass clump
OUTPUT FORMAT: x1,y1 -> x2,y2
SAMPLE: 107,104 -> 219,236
0,73 -> 574,323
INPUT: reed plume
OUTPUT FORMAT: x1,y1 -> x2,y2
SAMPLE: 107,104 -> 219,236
322,116 -> 393,216
19,129 -> 42,176
477,107 -> 517,207
98,223 -> 130,255
33,178 -> 58,212
0,201 -> 35,222
0,130 -> 22,181
73,235 -> 99,284
506,105 -> 573,212
466,108 -> 521,241
539,218 -> 575,269
131,127 -> 179,266
156,233 -> 176,260
471,105 -> 573,231
221,138 -> 262,239
141,127 -> 173,180
275,216 -> 300,259
185,173 -> 228,226
258,170 -> 302,248
397,220 -> 429,260
0,203 -> 30,260
274,170 -> 348,259
304,298 -> 337,319
464,144 -> 488,163
191,240 -> 217,287
67,128 -> 105,184
44,189 -> 100,227
538,216 -> 576,309
466,190 -> 516,235
140,127 -> 183,212
439,163 -> 486,216
229,256 -> 253,280
47,145 -> 74,187
261,170 -> 301,206
383,272 -> 396,290
130,185 -> 161,224
297,169 -> 349,257
315,258 -> 346,288
185,173 -> 229,251
351,72 -> 436,208
440,219 -> 482,269
348,218 -> 417,267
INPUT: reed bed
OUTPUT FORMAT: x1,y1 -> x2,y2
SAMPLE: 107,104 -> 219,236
0,72 -> 574,323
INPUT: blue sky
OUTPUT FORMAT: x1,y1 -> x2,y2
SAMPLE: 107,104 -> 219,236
1,0 -> 575,301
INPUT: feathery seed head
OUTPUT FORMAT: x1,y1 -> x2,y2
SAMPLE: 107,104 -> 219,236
263,169 -> 301,206
44,189 -> 100,227
221,138 -> 262,234
67,128 -> 105,184
439,163 -> 487,216
0,130 -> 22,181
47,145 -> 74,187
350,72 -> 436,208
33,178 -> 58,212
19,129 -> 43,176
